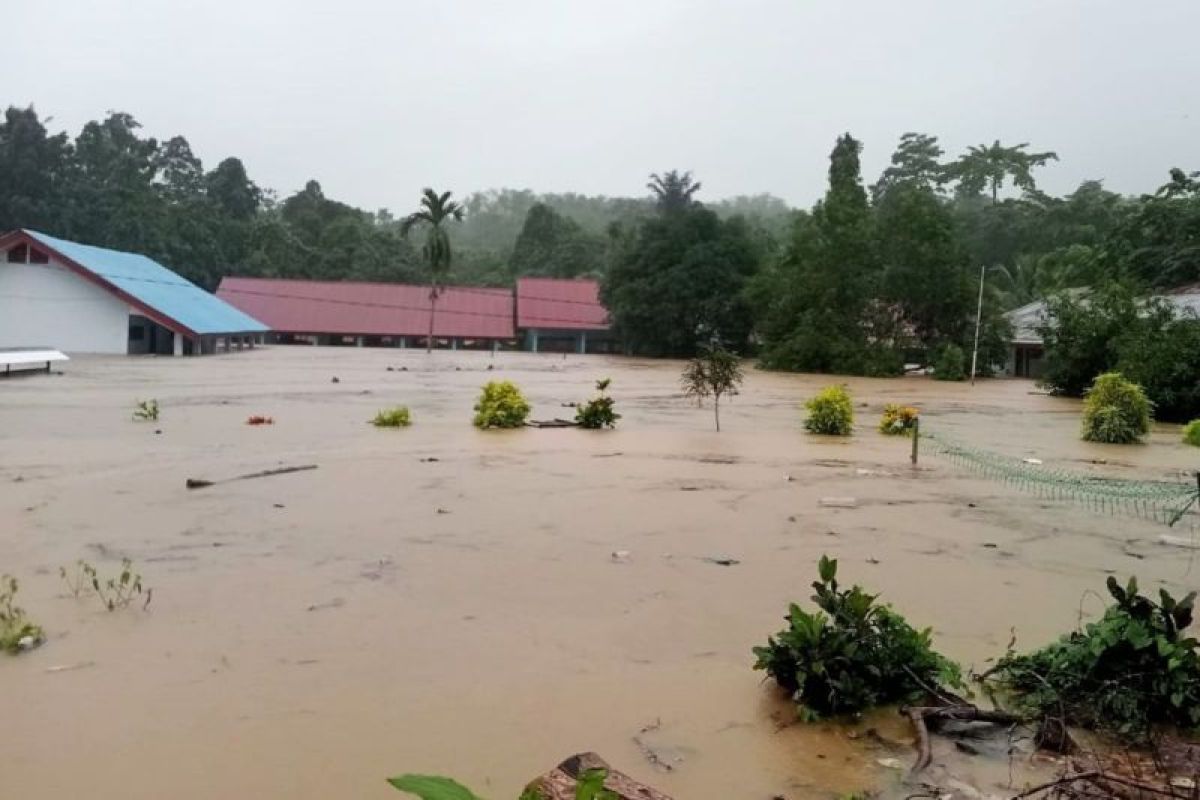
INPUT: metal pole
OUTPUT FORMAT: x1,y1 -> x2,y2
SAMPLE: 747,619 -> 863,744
911,418 -> 920,466
970,265 -> 986,385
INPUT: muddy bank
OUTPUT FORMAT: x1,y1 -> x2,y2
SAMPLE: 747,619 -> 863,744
1,347 -> 1196,799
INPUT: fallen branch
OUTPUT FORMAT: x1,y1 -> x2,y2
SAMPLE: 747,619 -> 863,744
901,704 -> 1028,776
186,464 -> 318,489
1011,769 -> 1192,800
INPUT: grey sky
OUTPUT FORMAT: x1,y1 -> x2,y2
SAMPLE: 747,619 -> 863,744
8,0 -> 1199,212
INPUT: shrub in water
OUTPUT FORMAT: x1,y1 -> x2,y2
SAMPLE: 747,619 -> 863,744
992,575 -> 1199,740
1081,371 -> 1152,444
473,381 -> 531,429
804,385 -> 853,435
879,404 -> 919,436
753,556 -> 962,720
0,575 -> 43,654
575,378 -> 620,430
373,406 -> 412,428
932,344 -> 966,381
1183,419 -> 1200,447
132,399 -> 159,421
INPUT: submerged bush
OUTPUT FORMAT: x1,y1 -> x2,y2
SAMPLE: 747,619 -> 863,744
0,575 -> 43,654
473,381 -> 531,429
991,575 -> 1199,740
879,404 -> 919,436
389,766 -> 617,800
575,378 -> 620,430
804,385 -> 854,436
753,556 -> 962,720
1081,372 -> 1152,444
1183,419 -> 1200,447
932,344 -> 966,382
373,406 -> 412,428
132,399 -> 159,421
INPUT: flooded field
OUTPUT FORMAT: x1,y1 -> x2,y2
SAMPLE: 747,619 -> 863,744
2,347 -> 1197,800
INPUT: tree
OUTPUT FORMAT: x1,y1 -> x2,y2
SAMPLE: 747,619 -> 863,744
647,170 -> 702,213
510,202 -> 606,278
943,140 -> 1058,204
680,345 -> 744,431
401,188 -> 465,352
871,132 -> 944,200
754,133 -> 895,375
205,157 -> 261,220
0,105 -> 72,234
602,177 -> 761,356
1103,168 -> 1200,287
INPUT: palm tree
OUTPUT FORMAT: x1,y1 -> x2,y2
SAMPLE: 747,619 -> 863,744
647,170 -> 702,213
401,188 -> 464,352
943,141 -> 1058,204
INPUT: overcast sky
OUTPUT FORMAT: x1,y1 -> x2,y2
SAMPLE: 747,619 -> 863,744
8,0 -> 1199,212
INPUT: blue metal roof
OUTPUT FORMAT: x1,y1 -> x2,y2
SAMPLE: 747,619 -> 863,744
24,230 -> 268,335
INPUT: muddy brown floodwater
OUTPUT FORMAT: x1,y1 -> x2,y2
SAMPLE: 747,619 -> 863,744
2,348 -> 1198,800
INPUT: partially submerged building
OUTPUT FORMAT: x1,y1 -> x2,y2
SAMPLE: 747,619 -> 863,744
1003,284 -> 1200,378
515,277 -> 613,353
0,229 -> 269,355
216,277 -> 516,349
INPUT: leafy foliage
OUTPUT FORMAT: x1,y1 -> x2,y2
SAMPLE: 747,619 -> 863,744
575,379 -> 620,430
0,575 -> 43,655
473,381 -> 531,429
804,385 -> 854,436
372,406 -> 413,428
61,558 -> 147,612
1183,419 -> 1200,447
932,344 -> 966,381
992,576 -> 1200,739
879,404 -> 919,436
942,140 -> 1058,203
133,399 -> 159,421
680,346 -> 744,431
753,556 -> 962,719
1081,372 -> 1152,444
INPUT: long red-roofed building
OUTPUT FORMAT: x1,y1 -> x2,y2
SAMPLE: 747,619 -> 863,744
216,275 -> 614,352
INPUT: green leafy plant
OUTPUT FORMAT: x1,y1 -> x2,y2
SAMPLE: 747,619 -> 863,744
879,404 -> 919,436
932,344 -> 966,381
680,345 -> 744,432
753,556 -> 962,719
388,767 -> 616,800
473,381 -> 531,429
990,575 -> 1200,740
1081,371 -> 1152,444
804,385 -> 854,436
1182,419 -> 1200,447
133,398 -> 159,421
1,575 -> 44,654
62,559 -> 148,611
373,406 -> 412,428
575,378 -> 620,430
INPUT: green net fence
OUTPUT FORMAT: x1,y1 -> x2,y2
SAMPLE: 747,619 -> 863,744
921,429 -> 1200,527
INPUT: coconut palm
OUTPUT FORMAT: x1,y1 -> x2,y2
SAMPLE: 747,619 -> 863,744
647,170 -> 702,213
401,188 -> 464,352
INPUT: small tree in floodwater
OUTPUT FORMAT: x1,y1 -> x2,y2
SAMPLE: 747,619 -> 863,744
681,346 -> 744,431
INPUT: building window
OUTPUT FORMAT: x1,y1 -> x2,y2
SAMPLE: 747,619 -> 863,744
6,244 -> 28,263
28,247 -> 48,264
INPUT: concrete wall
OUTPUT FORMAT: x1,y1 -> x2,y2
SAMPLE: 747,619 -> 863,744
0,257 -> 131,353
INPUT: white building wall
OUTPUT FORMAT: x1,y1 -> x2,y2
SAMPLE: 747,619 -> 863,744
0,257 -> 131,354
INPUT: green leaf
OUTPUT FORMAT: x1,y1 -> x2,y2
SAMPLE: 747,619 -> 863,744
386,775 -> 485,800
574,768 -> 617,800
818,555 -> 837,584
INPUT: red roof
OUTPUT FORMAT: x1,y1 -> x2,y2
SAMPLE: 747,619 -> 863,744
515,277 -> 609,331
216,277 -> 514,339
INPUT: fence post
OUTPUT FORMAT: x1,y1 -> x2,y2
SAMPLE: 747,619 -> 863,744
911,418 -> 920,466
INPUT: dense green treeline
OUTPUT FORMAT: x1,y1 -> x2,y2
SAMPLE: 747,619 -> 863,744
3,104 -> 1198,401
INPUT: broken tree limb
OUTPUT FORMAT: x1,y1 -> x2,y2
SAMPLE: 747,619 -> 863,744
901,704 -> 1028,776
186,464 -> 318,490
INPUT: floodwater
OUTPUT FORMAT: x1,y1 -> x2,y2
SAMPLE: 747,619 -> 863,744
1,348 -> 1197,800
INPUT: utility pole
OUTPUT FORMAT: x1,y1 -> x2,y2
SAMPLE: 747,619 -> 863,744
970,265 -> 986,385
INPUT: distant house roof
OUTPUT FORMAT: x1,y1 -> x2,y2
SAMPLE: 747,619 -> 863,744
216,277 -> 515,339
2,229 -> 268,337
515,277 -> 609,331
1005,285 -> 1200,346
